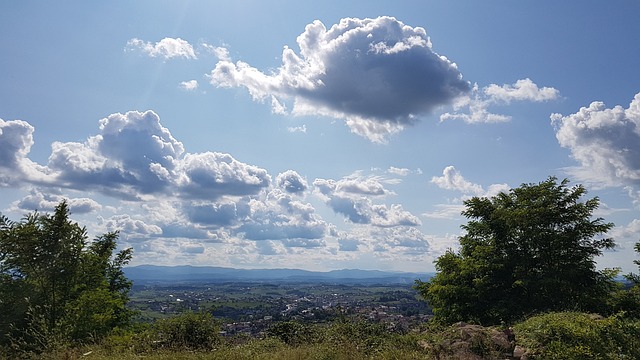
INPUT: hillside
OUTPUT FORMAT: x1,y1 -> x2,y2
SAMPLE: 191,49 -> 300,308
124,265 -> 434,284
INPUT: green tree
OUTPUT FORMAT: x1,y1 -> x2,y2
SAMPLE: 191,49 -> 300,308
611,242 -> 640,318
0,201 -> 133,348
416,177 -> 617,325
625,242 -> 640,285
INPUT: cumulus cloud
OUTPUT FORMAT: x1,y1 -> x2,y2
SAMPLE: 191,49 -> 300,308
209,16 -> 470,142
48,110 -> 180,198
100,214 -> 163,236
234,189 -> 330,242
431,166 -> 509,197
346,226 -> 431,259
45,110 -> 270,201
174,152 -> 270,199
314,175 -> 421,227
276,170 -> 308,194
0,118 -> 47,186
552,93 -> 640,191
12,190 -> 102,214
426,166 -> 510,220
441,79 -> 559,123
179,80 -> 199,91
126,37 -> 197,59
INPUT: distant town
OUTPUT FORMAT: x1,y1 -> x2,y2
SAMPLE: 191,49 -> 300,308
125,266 -> 434,337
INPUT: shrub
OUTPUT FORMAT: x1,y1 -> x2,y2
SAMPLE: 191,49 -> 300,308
515,312 -> 640,359
267,321 -> 317,346
148,311 -> 221,351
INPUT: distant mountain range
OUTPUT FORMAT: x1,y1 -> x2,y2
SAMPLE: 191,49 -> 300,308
124,265 -> 433,285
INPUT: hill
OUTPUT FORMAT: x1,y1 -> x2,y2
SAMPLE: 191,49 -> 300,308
124,265 -> 433,284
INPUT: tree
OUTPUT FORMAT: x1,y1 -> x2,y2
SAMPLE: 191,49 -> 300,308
416,177 -> 617,325
0,201 -> 133,348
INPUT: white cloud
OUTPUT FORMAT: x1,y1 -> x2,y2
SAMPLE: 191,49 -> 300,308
552,93 -> 640,191
99,214 -> 163,236
431,165 -> 510,197
387,167 -> 410,176
179,80 -> 199,91
484,78 -> 560,103
202,44 -> 231,61
0,118 -> 47,186
276,170 -> 308,194
12,189 -> 102,214
175,152 -> 270,200
314,174 -> 420,227
43,111 -> 271,201
126,37 -> 197,59
441,78 -> 560,123
422,204 -> 465,220
287,124 -> 306,133
234,189 -> 330,242
209,16 -> 470,142
427,166 -> 510,220
431,166 -> 484,196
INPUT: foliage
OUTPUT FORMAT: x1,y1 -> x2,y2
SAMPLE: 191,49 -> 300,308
416,177 -> 617,325
144,311 -> 221,351
609,241 -> 640,318
0,201 -> 133,352
267,321 -> 317,346
515,312 -> 640,359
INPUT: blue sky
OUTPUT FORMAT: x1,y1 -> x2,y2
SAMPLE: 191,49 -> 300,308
1,1 -> 640,272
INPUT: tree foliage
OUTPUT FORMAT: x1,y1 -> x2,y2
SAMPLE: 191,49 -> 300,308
417,177 -> 617,325
0,201 -> 133,349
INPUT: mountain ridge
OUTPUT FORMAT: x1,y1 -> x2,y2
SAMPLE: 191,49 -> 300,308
124,264 -> 433,284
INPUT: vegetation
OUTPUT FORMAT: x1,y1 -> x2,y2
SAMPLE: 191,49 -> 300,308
2,186 -> 640,359
0,201 -> 133,354
416,177 -> 618,325
515,312 -> 640,359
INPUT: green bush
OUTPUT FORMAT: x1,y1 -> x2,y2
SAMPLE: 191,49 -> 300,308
515,312 -> 640,359
267,321 -> 317,346
148,311 -> 221,351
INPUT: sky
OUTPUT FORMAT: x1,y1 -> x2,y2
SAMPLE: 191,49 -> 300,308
1,1 -> 640,273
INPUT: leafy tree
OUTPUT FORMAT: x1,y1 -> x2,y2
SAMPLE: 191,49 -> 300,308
0,201 -> 133,349
611,242 -> 640,318
416,177 -> 617,325
625,242 -> 640,285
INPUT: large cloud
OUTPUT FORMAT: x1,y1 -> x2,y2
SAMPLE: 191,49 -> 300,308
552,93 -> 640,189
209,16 -> 470,142
47,110 -> 270,200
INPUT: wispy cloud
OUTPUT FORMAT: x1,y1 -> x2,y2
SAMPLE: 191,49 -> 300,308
440,78 -> 560,123
126,37 -> 197,59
